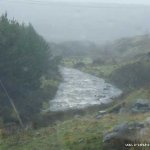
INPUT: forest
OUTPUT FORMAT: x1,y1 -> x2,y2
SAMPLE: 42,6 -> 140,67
0,13 -> 61,126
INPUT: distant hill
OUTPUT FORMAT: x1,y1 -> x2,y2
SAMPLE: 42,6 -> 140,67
50,41 -> 99,58
50,34 -> 150,65
98,34 -> 150,63
97,34 -> 150,89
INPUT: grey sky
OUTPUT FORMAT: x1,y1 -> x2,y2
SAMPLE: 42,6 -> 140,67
0,0 -> 150,43
1,0 -> 150,5
50,0 -> 150,5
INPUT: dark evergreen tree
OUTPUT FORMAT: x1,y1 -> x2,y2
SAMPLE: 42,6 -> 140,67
0,13 -> 61,123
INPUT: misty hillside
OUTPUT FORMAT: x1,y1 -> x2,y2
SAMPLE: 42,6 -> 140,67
54,34 -> 150,64
100,34 -> 150,63
50,41 -> 99,57
67,34 -> 150,90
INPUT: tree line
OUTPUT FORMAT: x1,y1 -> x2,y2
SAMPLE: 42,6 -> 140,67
0,13 -> 61,126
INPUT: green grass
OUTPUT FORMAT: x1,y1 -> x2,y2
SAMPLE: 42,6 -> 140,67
0,127 -> 61,150
1,106 -> 150,150
62,57 -> 92,68
102,87 -> 150,114
81,64 -> 118,78
0,114 -> 119,150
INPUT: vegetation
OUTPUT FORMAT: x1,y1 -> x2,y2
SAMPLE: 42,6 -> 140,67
59,34 -> 150,150
1,111 -> 150,150
0,13 -> 61,124
1,12 -> 150,149
68,35 -> 150,90
110,58 -> 150,90
0,114 -> 123,150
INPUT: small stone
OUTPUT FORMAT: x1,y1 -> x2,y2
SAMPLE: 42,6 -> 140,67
78,138 -> 84,143
96,115 -> 103,119
98,110 -> 107,115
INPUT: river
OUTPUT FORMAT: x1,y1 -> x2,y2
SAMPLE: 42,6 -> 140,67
49,67 -> 122,111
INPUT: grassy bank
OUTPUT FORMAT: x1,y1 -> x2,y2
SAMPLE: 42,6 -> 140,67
1,109 -> 150,150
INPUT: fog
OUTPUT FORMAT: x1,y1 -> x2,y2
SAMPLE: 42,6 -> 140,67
0,0 -> 150,43
1,1 -> 150,149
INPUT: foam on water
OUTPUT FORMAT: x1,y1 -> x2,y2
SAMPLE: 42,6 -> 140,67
50,67 -> 122,111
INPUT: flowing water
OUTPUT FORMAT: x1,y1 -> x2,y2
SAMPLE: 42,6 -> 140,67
50,67 -> 122,111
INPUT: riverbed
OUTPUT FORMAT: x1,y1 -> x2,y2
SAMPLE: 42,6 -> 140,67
49,67 -> 122,111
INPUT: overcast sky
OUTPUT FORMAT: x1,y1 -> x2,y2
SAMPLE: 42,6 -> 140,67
0,0 -> 150,5
54,0 -> 150,5
0,0 -> 150,43
20,0 -> 150,5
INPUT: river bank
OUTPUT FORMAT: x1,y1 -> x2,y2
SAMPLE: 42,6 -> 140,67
38,67 -> 123,127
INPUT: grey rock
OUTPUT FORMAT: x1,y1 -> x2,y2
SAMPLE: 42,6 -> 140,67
103,119 -> 150,150
131,99 -> 150,113
113,123 -> 129,133
78,138 -> 84,143
96,115 -> 103,119
98,110 -> 107,115
136,99 -> 149,105
96,110 -> 107,119
103,132 -> 118,142
103,122 -> 145,143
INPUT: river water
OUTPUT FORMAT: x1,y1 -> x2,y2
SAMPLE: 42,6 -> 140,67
49,67 -> 122,111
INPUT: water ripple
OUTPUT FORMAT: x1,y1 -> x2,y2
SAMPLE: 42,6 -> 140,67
50,67 -> 122,111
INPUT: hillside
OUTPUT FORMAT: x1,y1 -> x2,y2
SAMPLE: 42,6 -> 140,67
100,34 -> 150,63
50,41 -> 99,58
58,34 -> 150,149
2,112 -> 150,150
1,20 -> 150,150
